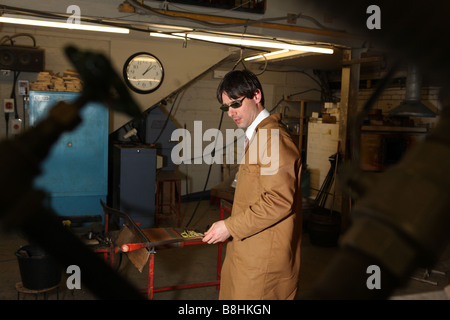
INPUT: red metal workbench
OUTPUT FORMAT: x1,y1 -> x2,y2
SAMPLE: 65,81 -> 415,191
100,199 -> 231,299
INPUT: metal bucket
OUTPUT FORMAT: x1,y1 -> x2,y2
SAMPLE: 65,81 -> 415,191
308,207 -> 341,247
15,244 -> 62,290
302,197 -> 318,231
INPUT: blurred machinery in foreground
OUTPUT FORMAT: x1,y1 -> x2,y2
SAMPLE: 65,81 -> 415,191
307,0 -> 450,299
0,46 -> 144,299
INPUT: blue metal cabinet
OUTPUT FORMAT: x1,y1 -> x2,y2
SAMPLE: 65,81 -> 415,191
28,91 -> 109,217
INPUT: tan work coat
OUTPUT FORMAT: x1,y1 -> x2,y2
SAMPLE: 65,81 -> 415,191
220,113 -> 302,300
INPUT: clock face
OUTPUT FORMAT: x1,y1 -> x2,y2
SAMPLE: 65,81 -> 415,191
123,52 -> 164,94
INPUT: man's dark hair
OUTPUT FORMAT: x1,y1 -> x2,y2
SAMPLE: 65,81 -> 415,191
216,69 -> 265,106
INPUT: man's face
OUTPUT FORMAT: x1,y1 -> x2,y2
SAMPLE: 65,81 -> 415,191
221,90 -> 263,129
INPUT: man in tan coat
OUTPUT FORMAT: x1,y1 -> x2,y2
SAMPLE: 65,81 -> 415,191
203,70 -> 302,300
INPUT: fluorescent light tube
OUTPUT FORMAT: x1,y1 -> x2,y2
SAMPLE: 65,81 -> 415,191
0,16 -> 129,34
244,49 -> 291,61
148,24 -> 193,32
149,32 -> 183,39
161,32 -> 333,54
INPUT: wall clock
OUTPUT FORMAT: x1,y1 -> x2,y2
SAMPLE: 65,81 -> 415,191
123,52 -> 164,94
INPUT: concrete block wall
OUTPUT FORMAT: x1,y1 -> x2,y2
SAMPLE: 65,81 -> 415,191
306,122 -> 341,210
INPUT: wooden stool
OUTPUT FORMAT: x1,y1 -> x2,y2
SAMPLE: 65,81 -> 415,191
16,282 -> 60,300
155,171 -> 181,227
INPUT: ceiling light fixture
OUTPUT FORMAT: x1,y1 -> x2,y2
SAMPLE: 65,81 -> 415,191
244,49 -> 310,62
149,32 -> 333,54
147,24 -> 194,33
150,32 -> 184,40
0,16 -> 130,34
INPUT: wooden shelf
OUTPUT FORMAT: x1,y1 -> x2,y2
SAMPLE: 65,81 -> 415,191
361,125 -> 428,133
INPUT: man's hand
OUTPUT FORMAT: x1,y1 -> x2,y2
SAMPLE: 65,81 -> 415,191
202,220 -> 230,244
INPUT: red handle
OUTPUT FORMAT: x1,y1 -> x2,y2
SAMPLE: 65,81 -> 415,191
121,243 -> 146,252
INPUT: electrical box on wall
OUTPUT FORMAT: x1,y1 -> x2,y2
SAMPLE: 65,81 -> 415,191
9,118 -> 22,135
3,98 -> 14,113
18,80 -> 29,96
0,45 -> 45,72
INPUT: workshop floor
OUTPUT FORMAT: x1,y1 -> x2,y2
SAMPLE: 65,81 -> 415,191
0,200 -> 449,300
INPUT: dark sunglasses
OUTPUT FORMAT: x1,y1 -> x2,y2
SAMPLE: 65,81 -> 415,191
220,96 -> 246,112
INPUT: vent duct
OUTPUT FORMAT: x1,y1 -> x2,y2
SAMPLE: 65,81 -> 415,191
389,65 -> 436,117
